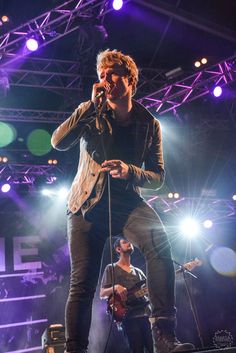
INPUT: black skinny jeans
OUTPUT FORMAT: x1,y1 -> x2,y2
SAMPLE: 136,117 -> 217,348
123,316 -> 154,353
65,200 -> 176,352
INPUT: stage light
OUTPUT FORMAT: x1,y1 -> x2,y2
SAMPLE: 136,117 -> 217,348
1,183 -> 11,193
1,15 -> 9,23
203,219 -> 213,228
201,57 -> 207,64
213,86 -> 222,97
58,187 -> 68,199
48,159 -> 57,165
194,61 -> 201,68
0,156 -> 8,163
168,192 -> 174,198
232,194 -> 236,201
47,176 -> 57,184
26,38 -> 39,52
173,192 -> 179,199
165,67 -> 183,80
180,218 -> 200,238
113,0 -> 123,10
42,189 -> 53,196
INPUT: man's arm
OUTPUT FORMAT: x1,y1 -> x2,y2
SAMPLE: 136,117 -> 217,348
128,119 -> 165,190
100,265 -> 127,301
51,100 -> 96,151
100,284 -> 127,301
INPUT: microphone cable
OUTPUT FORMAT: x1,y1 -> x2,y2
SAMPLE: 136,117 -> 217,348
97,105 -> 118,353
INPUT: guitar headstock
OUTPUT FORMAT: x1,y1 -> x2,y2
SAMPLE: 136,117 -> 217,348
183,258 -> 203,271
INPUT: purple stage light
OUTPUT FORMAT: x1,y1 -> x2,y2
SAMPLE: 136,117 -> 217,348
113,0 -> 123,10
0,318 -> 48,329
1,183 -> 11,193
213,86 -> 222,97
26,38 -> 39,51
7,347 -> 43,353
0,294 -> 46,303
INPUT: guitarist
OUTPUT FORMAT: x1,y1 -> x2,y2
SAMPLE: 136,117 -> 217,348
100,237 -> 153,353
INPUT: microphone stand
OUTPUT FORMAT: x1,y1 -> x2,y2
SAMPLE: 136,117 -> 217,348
174,260 -> 205,348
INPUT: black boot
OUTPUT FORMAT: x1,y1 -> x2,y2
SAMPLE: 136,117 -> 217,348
152,318 -> 195,353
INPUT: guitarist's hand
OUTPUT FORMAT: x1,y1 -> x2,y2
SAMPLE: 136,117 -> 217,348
115,285 -> 127,301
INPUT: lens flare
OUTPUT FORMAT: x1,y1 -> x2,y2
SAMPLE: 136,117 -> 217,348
210,247 -> 236,276
203,219 -> 213,228
27,129 -> 52,156
0,122 -> 17,147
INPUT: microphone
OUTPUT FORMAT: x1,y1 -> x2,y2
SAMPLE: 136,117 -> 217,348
95,90 -> 105,99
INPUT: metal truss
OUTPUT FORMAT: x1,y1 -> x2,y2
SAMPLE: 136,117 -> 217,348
0,163 -> 65,185
136,67 -> 168,97
0,0 -> 122,68
1,55 -> 236,123
2,57 -> 86,92
0,107 -> 70,123
1,58 -> 166,95
1,99 -> 236,126
145,194 -> 236,221
138,54 -> 236,115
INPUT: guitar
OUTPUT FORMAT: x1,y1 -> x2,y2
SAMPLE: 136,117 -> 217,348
107,258 -> 202,324
175,257 -> 202,274
107,279 -> 148,324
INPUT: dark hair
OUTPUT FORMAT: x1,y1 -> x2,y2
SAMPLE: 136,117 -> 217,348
113,236 -> 125,253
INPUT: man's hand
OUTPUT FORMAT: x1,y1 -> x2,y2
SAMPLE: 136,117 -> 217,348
101,160 -> 130,180
91,82 -> 107,107
114,284 -> 127,301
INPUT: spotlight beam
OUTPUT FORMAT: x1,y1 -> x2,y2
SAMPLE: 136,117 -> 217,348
0,294 -> 46,303
0,318 -> 48,329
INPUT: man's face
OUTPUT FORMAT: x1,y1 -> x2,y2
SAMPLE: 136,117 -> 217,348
116,239 -> 134,255
98,64 -> 132,101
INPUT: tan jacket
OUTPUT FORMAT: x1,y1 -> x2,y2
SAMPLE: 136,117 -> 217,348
51,99 -> 165,214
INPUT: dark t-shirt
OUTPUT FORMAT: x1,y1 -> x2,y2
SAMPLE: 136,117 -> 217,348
101,263 -> 151,319
105,118 -> 142,203
83,113 -> 143,217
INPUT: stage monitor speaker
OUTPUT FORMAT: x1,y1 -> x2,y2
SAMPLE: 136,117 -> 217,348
41,324 -> 65,353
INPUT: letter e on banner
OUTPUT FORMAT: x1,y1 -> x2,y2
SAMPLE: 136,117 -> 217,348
13,236 -> 42,271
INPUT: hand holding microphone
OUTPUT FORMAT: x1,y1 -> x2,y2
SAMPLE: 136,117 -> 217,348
91,82 -> 116,107
91,82 -> 107,107
95,90 -> 105,99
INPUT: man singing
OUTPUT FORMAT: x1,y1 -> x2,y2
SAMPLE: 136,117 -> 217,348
51,49 -> 194,353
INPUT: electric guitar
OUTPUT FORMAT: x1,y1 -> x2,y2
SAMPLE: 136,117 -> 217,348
107,258 -> 202,324
107,279 -> 148,324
